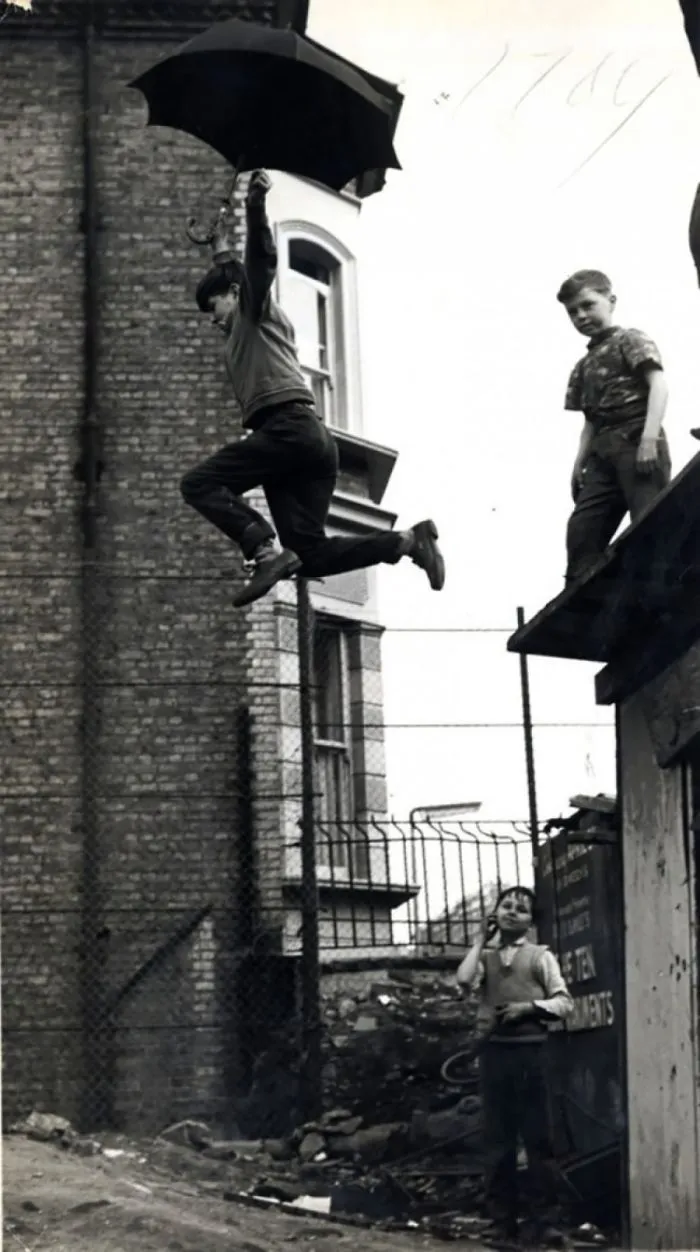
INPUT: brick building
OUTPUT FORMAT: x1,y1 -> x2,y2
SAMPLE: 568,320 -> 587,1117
1,0 -> 410,1135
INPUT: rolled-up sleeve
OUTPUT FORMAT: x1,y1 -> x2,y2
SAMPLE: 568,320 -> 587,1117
533,949 -> 574,1020
621,328 -> 663,374
460,959 -> 485,992
564,359 -> 584,412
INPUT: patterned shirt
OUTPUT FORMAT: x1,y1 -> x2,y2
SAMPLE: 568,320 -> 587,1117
564,326 -> 663,431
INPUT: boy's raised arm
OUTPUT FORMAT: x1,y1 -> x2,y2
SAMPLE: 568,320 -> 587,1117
242,169 -> 277,323
456,914 -> 497,987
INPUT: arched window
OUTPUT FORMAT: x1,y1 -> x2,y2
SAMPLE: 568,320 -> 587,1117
276,224 -> 361,433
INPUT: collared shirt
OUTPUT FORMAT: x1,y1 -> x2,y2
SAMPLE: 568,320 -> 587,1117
473,935 -> 573,1020
564,325 -> 663,432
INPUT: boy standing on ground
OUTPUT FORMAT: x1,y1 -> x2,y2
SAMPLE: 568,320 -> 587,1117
180,169 -> 445,607
457,887 -> 573,1249
557,269 -> 671,584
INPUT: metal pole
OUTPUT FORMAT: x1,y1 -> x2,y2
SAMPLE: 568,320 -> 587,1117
516,607 -> 540,888
296,578 -> 322,1121
408,808 -> 420,945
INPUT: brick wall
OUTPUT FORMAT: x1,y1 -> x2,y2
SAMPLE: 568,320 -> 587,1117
1,13 -> 394,1134
0,28 -> 270,1132
1,38 -> 86,1124
93,39 -> 249,1130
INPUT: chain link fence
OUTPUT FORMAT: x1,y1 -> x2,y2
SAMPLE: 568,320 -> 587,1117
2,569 -> 539,1140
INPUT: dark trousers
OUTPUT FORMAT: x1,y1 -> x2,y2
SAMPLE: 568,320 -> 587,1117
480,1042 -> 564,1230
566,427 -> 671,582
181,404 -> 404,577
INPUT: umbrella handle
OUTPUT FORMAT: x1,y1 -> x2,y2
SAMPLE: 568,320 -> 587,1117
185,159 -> 245,248
185,215 -> 217,246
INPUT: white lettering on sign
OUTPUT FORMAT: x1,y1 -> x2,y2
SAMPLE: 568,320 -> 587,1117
560,944 -> 596,985
574,944 -> 597,981
563,911 -> 590,938
567,990 -> 615,1032
558,893 -> 590,918
541,843 -> 589,881
561,863 -> 589,889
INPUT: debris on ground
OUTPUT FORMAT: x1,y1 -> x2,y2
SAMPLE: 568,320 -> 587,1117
6,1134 -> 501,1252
2,967 -> 616,1246
11,1111 -> 76,1144
4,1112 -> 614,1249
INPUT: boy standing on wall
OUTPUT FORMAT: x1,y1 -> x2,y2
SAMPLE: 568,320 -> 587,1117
557,269 -> 671,584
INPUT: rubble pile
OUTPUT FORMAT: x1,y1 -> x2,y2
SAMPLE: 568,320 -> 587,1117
163,969 -> 490,1229
320,968 -> 480,1130
8,1111 -> 110,1160
233,968 -> 482,1146
274,1096 -> 482,1169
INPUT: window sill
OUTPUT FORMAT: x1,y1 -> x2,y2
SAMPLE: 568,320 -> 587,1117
327,489 -> 397,535
332,429 -> 398,505
283,873 -> 419,908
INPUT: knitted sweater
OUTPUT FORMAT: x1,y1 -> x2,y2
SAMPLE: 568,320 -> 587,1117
224,198 -> 314,429
477,943 -> 553,1043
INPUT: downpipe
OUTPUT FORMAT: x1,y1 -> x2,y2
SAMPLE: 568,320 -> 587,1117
77,5 -> 110,1132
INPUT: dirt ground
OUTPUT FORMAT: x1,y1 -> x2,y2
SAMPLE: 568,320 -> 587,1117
3,1135 -> 493,1252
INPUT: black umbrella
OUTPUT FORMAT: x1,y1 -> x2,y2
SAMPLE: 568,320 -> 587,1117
689,182 -> 700,287
677,0 -> 700,76
129,18 -> 402,195
682,1 -> 700,295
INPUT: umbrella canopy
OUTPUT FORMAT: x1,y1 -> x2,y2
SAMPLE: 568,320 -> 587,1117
129,18 -> 402,194
677,0 -> 700,76
689,182 -> 700,285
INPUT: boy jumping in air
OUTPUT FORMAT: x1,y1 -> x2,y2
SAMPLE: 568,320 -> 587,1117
181,170 -> 445,607
457,887 -> 573,1249
557,269 -> 671,584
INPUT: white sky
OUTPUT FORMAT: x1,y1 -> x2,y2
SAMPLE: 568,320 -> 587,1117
307,0 -> 700,823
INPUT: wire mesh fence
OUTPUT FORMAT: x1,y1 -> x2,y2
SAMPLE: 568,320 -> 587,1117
1,561 -> 606,1142
306,817 -> 533,953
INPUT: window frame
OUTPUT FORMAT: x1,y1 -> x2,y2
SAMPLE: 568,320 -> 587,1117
312,618 -> 368,878
285,255 -> 337,425
275,221 -> 362,435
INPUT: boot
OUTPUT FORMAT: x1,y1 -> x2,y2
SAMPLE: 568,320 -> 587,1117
233,549 -> 302,607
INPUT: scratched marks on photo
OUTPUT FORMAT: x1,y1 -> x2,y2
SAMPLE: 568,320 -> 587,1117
434,45 -> 675,190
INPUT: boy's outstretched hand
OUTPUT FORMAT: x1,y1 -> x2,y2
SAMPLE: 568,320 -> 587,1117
247,169 -> 273,205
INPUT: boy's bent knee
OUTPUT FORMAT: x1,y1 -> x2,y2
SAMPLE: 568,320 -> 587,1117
180,468 -> 205,503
